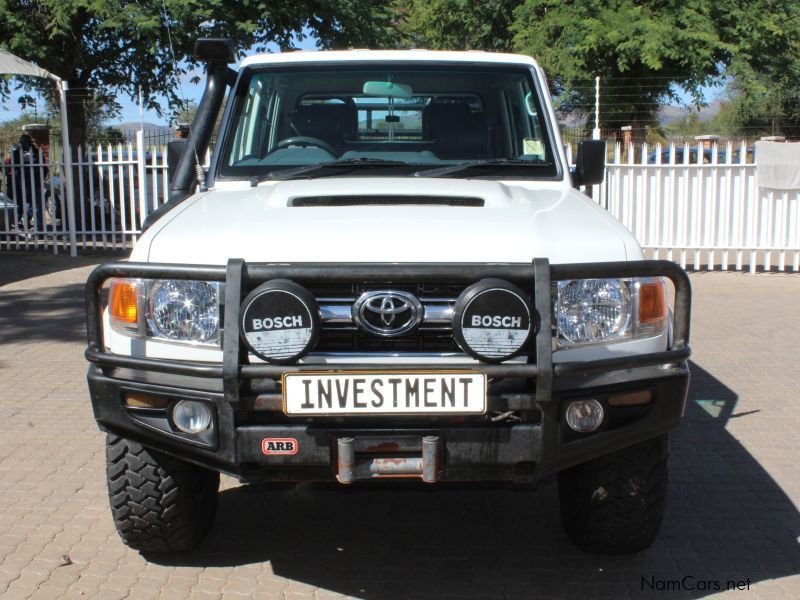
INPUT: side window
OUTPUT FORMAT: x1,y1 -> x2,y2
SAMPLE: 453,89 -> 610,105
504,81 -> 548,162
228,77 -> 276,164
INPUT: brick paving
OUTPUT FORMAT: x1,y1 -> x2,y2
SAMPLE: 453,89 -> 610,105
0,251 -> 798,599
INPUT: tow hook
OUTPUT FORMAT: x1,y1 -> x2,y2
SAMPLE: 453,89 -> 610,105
336,435 -> 442,484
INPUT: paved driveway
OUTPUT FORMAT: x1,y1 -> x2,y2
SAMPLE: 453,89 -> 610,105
0,252 -> 798,599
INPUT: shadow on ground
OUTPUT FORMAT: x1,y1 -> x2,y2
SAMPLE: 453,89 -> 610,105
147,361 -> 800,598
0,251 -> 122,343
0,284 -> 88,343
0,250 -> 117,287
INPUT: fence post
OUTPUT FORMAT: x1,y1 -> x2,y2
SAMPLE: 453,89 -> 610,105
136,130 -> 148,228
59,80 -> 77,257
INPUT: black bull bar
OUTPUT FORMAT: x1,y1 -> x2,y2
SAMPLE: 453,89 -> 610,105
85,258 -> 691,408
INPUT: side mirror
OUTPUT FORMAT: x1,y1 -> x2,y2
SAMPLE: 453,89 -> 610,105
167,139 -> 188,182
573,140 -> 606,187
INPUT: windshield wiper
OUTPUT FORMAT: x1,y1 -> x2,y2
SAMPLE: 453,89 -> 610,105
412,159 -> 553,178
251,158 -> 410,185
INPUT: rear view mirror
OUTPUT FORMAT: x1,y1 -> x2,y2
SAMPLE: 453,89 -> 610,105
167,139 -> 188,182
573,140 -> 606,187
362,81 -> 412,99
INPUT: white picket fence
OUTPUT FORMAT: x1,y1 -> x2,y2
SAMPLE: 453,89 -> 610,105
1,135 -> 798,272
573,141 -> 798,272
1,131 -> 169,254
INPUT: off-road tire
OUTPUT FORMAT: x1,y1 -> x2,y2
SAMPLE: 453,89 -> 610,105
558,434 -> 668,554
105,435 -> 219,553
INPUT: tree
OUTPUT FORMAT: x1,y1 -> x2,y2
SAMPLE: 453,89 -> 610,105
0,90 -> 120,150
0,1 -> 395,149
396,1 -> 800,140
713,7 -> 800,139
665,113 -> 710,139
396,0 -> 518,52
510,1 -> 733,139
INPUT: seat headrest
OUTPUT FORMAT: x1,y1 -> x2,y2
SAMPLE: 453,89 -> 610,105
290,103 -> 356,148
425,101 -> 488,158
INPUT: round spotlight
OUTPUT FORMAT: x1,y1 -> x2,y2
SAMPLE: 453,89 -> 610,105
240,279 -> 320,364
172,400 -> 212,434
565,399 -> 605,433
452,278 -> 534,363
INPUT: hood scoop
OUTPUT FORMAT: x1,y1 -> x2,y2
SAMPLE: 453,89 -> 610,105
289,195 -> 484,207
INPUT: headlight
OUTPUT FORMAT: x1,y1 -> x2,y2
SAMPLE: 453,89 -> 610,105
146,280 -> 221,344
555,278 -> 666,348
556,279 -> 631,345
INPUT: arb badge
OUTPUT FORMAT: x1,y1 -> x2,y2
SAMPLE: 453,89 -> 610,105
261,438 -> 299,455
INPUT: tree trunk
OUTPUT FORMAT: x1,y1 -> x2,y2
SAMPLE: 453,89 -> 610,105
65,83 -> 88,154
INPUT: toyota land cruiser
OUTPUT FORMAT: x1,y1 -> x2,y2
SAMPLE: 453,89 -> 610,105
85,39 -> 691,555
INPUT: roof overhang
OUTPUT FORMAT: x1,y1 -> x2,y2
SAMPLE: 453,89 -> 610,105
0,48 -> 60,82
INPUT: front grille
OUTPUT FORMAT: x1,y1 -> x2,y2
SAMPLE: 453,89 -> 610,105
310,282 -> 464,355
235,281 -> 467,356
238,280 -> 532,358
315,330 -> 461,353
307,282 -> 467,298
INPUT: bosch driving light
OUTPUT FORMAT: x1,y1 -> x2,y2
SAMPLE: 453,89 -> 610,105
239,279 -> 320,363
565,399 -> 604,432
146,280 -> 221,344
172,400 -> 212,434
452,278 -> 533,362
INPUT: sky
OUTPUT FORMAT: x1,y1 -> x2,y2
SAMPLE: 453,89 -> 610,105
0,36 -> 319,127
2,35 -> 721,128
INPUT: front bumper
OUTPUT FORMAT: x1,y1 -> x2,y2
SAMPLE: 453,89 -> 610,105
85,259 -> 691,483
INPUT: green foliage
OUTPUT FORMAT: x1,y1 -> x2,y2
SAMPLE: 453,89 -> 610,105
0,0 -> 396,147
173,101 -> 198,126
396,0 -> 517,51
0,111 -> 37,151
173,99 -> 225,139
511,0 -> 732,132
720,62 -> 800,137
91,126 -> 125,144
1,85 -> 121,142
397,0 -> 800,138
665,113 -> 711,139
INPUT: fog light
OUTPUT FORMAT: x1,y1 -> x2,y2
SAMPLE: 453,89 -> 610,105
172,400 -> 212,434
565,399 -> 604,433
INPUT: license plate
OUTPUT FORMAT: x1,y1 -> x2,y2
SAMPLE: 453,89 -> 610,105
283,371 -> 486,416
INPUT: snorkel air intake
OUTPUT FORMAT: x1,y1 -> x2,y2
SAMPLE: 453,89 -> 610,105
142,38 -> 236,231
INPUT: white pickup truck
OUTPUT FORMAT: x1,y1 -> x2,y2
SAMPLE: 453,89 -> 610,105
85,39 -> 691,555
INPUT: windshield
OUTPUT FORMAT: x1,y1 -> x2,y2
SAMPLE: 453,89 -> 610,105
218,63 -> 560,180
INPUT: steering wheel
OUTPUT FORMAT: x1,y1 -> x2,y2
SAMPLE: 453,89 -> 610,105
274,136 -> 337,156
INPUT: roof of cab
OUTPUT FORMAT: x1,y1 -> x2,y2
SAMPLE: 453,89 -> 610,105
239,49 -> 539,70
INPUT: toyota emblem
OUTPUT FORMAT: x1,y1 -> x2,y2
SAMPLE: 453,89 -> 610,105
352,291 -> 423,337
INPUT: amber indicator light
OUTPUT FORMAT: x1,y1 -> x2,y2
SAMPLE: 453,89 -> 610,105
607,390 -> 653,407
639,281 -> 666,324
124,393 -> 169,409
109,280 -> 138,323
